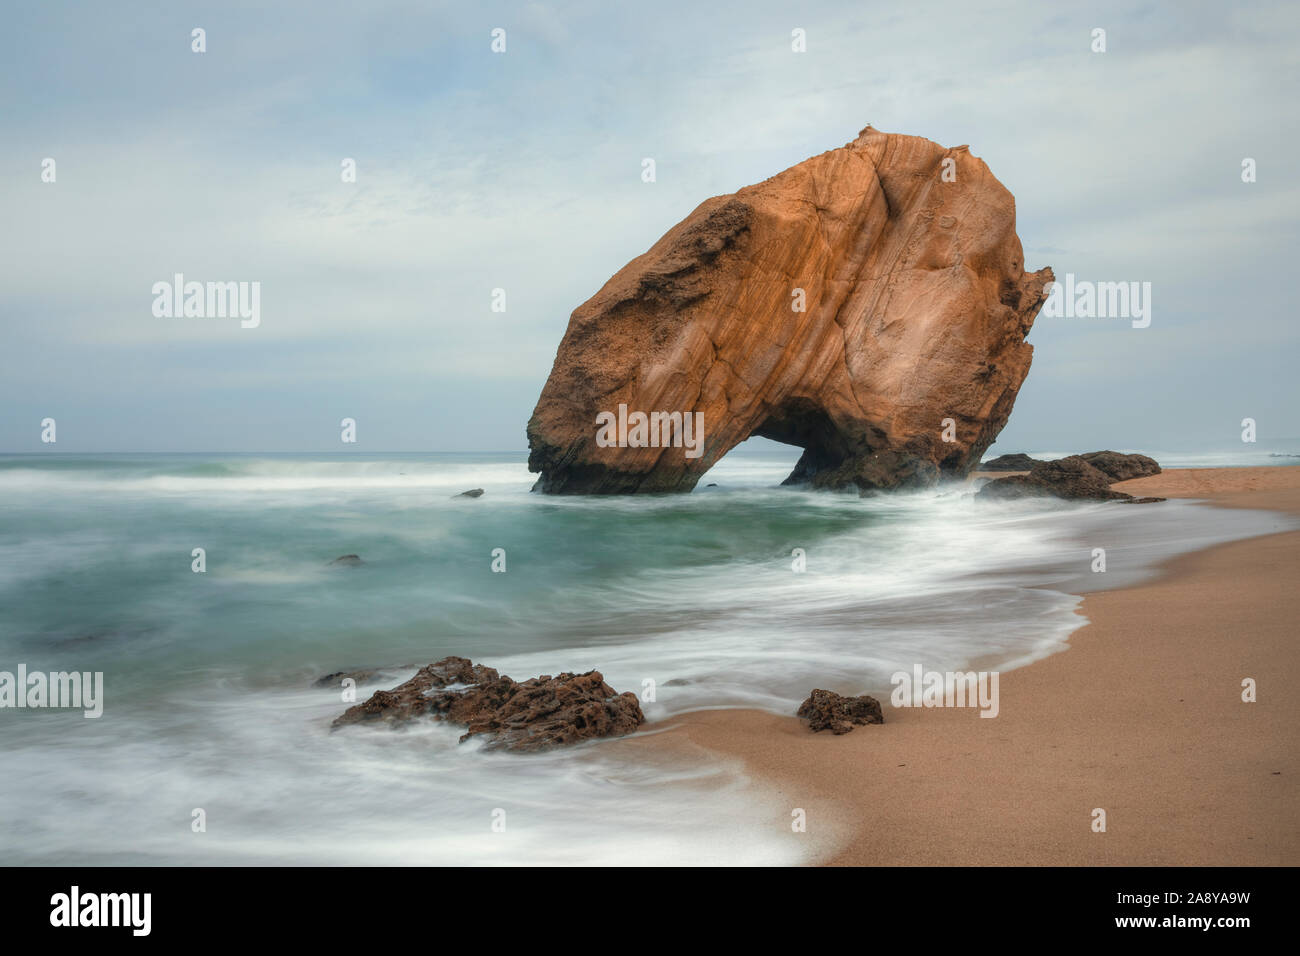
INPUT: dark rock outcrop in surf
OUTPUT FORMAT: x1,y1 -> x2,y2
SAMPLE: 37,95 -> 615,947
1079,450 -> 1161,482
331,656 -> 645,752
977,454 -> 1165,502
981,453 -> 1041,471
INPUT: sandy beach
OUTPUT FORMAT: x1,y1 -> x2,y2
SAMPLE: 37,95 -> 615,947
630,466 -> 1300,865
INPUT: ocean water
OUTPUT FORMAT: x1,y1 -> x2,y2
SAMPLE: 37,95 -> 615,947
1006,441 -> 1300,469
0,449 -> 1293,865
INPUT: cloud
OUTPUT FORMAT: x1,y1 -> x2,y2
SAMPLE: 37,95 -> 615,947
1,0 -> 1297,451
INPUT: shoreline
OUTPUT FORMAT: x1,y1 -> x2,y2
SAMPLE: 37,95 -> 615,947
625,466 -> 1300,865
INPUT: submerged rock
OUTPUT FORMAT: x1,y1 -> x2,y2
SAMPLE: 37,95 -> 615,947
798,689 -> 884,734
313,668 -> 381,688
328,554 -> 364,567
528,125 -> 1052,495
1079,450 -> 1161,482
981,453 -> 1041,471
332,656 -> 645,752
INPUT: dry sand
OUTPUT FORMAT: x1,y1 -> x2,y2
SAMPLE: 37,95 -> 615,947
630,467 -> 1300,865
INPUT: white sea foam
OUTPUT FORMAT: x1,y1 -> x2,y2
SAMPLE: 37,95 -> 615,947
0,452 -> 1292,864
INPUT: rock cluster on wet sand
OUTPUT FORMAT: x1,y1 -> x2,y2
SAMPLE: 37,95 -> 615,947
331,656 -> 645,752
977,452 -> 1166,503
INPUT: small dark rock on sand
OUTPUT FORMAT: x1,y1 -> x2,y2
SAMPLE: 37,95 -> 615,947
797,688 -> 884,735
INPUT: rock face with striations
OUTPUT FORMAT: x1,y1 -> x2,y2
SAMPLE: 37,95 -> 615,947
528,126 -> 1053,494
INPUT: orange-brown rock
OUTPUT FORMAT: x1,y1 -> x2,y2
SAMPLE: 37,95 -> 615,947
528,126 -> 1053,494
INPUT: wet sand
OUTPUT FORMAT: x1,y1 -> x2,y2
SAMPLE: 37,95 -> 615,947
630,467 -> 1300,865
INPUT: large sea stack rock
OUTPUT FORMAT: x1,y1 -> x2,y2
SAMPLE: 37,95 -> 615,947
528,126 -> 1053,494
332,656 -> 645,752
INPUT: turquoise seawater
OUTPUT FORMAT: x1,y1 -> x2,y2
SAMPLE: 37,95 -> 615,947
0,450 -> 1293,864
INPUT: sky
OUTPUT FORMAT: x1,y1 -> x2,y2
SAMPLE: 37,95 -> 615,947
1,0 -> 1297,454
